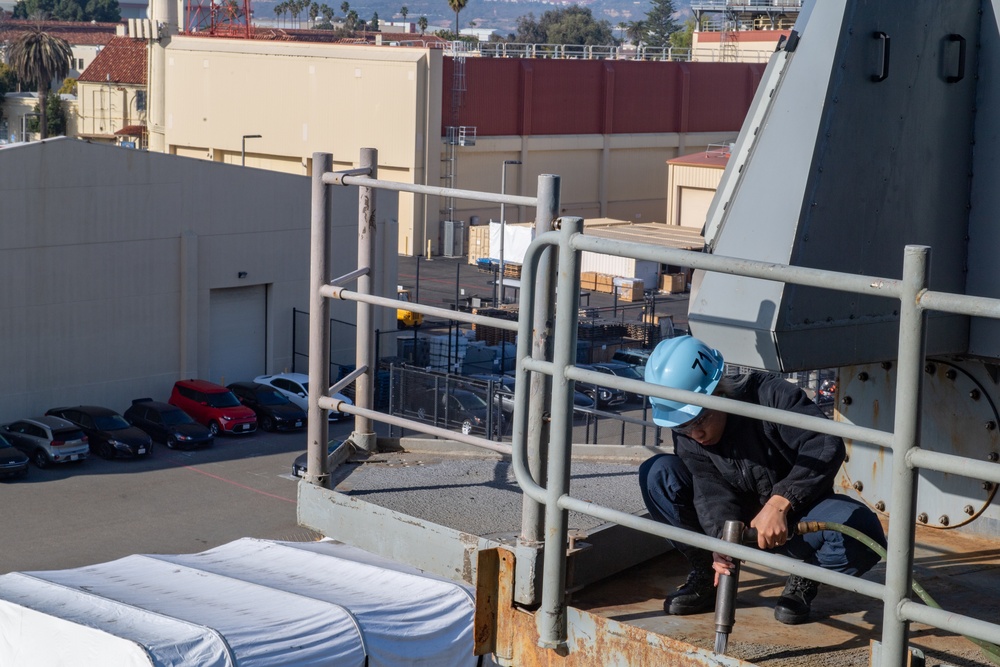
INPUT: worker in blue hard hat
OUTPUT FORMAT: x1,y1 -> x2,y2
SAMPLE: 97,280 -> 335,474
639,335 -> 886,625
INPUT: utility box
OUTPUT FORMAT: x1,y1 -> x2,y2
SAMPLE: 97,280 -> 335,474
442,220 -> 466,258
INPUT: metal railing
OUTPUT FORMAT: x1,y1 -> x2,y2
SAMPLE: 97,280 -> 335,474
510,222 -> 1000,664
308,148 -> 1000,666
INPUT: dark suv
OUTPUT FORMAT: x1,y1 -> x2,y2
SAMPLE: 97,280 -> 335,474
46,405 -> 153,459
169,379 -> 257,436
124,398 -> 214,450
227,382 -> 306,432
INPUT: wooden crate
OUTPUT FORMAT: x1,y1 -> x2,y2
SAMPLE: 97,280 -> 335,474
467,225 -> 491,265
614,278 -> 644,302
659,273 -> 686,293
580,271 -> 598,290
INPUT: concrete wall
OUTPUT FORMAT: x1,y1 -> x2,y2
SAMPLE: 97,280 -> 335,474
0,138 -> 397,423
453,132 -> 734,230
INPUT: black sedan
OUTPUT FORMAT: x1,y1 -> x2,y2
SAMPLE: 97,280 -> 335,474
292,440 -> 344,478
576,365 -> 628,410
228,382 -> 307,432
123,398 -> 214,450
0,433 -> 29,479
46,406 -> 153,459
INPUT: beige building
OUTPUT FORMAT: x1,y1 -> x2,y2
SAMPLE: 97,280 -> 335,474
1,92 -> 79,143
75,35 -> 148,148
143,16 -> 751,256
666,146 -> 730,229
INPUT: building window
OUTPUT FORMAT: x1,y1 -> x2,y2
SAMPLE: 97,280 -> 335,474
136,90 -> 146,111
78,58 -> 84,70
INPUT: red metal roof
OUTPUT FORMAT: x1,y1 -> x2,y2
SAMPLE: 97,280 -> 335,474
0,19 -> 119,46
668,148 -> 731,168
114,124 -> 147,136
77,36 -> 147,85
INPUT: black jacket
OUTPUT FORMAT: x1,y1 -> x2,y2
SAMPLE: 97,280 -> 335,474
674,373 -> 845,540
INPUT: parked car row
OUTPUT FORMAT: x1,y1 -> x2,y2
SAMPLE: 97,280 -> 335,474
1,372 -> 351,478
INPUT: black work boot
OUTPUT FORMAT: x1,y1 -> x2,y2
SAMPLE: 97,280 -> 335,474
774,575 -> 819,625
665,565 -> 715,615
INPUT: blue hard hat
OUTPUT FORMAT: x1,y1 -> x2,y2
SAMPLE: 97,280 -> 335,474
644,336 -> 725,427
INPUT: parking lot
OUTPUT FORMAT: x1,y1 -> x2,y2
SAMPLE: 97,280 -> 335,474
0,421 -> 355,575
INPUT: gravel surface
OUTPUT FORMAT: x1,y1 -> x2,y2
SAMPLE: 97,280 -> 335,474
332,451 -> 645,538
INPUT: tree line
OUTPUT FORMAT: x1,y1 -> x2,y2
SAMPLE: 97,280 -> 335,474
11,0 -> 120,23
508,0 -> 687,49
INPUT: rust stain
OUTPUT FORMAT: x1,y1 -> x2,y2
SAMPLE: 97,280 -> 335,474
484,545 -> 753,666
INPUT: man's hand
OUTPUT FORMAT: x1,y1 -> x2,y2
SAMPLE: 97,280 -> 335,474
711,552 -> 733,585
751,495 -> 791,549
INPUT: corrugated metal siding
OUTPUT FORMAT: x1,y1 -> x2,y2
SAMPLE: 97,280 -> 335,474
609,61 -> 685,133
580,252 -> 637,277
672,164 -> 725,189
442,58 -> 765,137
684,63 -> 764,132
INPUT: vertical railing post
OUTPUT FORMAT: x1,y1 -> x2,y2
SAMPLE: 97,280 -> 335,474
353,147 -> 378,453
536,216 -> 583,649
518,175 -> 561,592
306,153 -> 332,487
879,245 -> 930,666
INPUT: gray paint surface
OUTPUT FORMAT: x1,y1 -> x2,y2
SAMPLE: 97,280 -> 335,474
692,0 -> 978,371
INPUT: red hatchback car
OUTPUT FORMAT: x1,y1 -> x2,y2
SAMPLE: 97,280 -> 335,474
169,379 -> 257,436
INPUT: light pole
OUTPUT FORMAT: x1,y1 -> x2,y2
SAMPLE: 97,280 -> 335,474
498,159 -> 522,304
241,134 -> 262,166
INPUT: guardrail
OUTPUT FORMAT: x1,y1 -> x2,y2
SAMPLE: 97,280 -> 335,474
308,148 -> 1000,666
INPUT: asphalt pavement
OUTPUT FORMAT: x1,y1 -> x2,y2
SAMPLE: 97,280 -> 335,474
0,422 -> 353,575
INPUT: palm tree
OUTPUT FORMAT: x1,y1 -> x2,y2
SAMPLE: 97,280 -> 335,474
626,20 -> 646,48
7,20 -> 71,140
447,0 -> 467,37
400,5 -> 408,21
418,15 -> 427,35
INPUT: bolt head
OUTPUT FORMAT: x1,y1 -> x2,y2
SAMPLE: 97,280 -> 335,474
964,505 -> 975,515
917,513 -> 928,523
875,501 -> 886,511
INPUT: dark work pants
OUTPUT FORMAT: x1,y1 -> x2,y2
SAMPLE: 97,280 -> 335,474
639,453 -> 886,577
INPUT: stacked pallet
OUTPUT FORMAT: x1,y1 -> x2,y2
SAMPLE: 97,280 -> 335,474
503,263 -> 522,279
623,322 -> 664,347
578,319 -> 630,340
471,306 -> 519,345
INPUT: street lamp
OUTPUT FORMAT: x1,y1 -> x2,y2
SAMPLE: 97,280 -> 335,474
241,134 -> 262,166
498,159 -> 522,304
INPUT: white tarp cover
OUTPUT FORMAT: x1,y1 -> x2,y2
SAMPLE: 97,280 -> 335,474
487,222 -> 533,264
0,538 -> 478,667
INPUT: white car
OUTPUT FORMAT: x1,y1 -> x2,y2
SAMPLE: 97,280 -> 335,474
1,416 -> 90,468
254,372 -> 352,421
